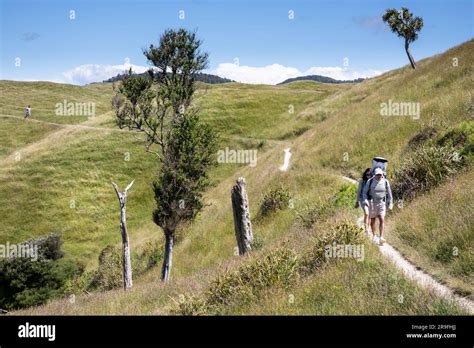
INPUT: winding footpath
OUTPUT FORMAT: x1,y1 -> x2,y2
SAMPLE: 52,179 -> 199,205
342,176 -> 474,314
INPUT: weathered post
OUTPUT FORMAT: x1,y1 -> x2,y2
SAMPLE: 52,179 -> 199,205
231,177 -> 253,255
112,180 -> 134,290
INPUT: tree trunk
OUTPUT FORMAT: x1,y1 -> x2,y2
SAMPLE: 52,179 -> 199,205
161,232 -> 174,282
405,40 -> 416,69
231,177 -> 253,255
112,180 -> 134,290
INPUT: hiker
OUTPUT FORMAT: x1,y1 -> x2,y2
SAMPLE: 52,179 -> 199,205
363,167 -> 393,245
354,168 -> 372,233
24,105 -> 31,119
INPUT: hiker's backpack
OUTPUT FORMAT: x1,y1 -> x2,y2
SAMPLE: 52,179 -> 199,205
371,157 -> 388,177
366,177 -> 389,202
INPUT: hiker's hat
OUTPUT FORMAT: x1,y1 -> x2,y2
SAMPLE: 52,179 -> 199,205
374,168 -> 384,176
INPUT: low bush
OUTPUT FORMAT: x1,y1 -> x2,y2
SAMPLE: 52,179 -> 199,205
134,240 -> 163,271
250,234 -> 264,251
0,233 -> 79,310
297,198 -> 334,228
332,184 -> 357,208
392,145 -> 465,200
435,121 -> 473,158
300,220 -> 365,275
90,245 -> 123,291
174,221 -> 364,315
257,185 -> 293,218
173,246 -> 299,314
394,122 -> 473,200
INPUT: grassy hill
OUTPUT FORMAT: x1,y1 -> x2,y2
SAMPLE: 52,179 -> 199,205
1,40 -> 473,315
0,79 -> 346,267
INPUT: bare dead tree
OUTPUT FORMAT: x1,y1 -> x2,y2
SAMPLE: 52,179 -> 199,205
112,180 -> 134,290
231,177 -> 253,255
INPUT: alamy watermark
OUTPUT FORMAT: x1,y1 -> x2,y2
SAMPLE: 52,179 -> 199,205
55,99 -> 96,117
325,242 -> 364,262
0,242 -> 38,261
217,147 -> 257,167
380,99 -> 420,120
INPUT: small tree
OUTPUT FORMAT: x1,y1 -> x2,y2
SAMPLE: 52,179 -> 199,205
382,7 -> 423,69
113,29 -> 217,282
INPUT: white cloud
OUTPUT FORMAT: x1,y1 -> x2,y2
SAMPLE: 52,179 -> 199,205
212,63 -> 301,85
62,62 -> 149,85
211,63 -> 384,84
61,60 -> 384,85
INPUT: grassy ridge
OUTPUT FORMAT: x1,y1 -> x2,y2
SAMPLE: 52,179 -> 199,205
0,81 -> 115,124
291,40 -> 473,176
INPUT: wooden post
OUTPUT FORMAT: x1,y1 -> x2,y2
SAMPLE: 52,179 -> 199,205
112,180 -> 134,290
231,177 -> 253,255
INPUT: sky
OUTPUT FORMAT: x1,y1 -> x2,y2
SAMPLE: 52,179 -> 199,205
0,0 -> 472,85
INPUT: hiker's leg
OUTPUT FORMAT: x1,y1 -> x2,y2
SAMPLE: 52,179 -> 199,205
363,205 -> 369,232
379,215 -> 385,238
370,218 -> 376,235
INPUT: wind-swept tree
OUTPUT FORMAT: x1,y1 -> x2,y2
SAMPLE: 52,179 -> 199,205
113,29 -> 217,281
382,8 -> 423,69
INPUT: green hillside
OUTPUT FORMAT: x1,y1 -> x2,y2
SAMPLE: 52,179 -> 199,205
1,40 -> 473,315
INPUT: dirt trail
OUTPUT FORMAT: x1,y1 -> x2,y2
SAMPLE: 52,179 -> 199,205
0,114 -> 127,171
0,114 -> 126,132
342,176 -> 474,313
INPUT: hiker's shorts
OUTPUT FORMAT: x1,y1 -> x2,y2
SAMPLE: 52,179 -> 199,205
369,200 -> 386,219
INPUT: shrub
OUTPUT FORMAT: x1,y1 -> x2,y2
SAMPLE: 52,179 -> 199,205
257,185 -> 293,218
392,145 -> 465,200
207,247 -> 299,306
435,121 -> 473,158
297,198 -> 334,228
250,234 -> 264,250
174,295 -> 210,316
0,234 -> 79,310
174,221 -> 364,315
90,245 -> 123,291
142,241 -> 163,269
65,241 -> 163,296
62,269 -> 95,296
133,240 -> 163,272
173,247 -> 299,314
332,184 -> 357,208
300,220 -> 364,275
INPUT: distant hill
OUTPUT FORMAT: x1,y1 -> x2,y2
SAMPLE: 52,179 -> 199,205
278,75 -> 364,85
103,71 -> 234,84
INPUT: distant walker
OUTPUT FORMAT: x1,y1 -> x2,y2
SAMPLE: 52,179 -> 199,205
24,105 -> 31,119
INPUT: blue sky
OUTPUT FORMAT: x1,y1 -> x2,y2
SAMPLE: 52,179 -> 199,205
1,0 -> 472,84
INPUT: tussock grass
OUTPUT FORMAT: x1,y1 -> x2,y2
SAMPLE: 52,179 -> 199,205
388,170 -> 474,297
256,185 -> 293,219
